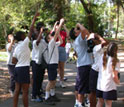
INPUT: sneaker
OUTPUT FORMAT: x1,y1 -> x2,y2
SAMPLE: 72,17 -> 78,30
31,96 -> 37,102
60,81 -> 66,88
85,98 -> 90,107
44,97 -> 55,105
74,104 -> 78,107
9,90 -> 14,97
37,95 -> 43,102
51,95 -> 61,102
63,77 -> 68,81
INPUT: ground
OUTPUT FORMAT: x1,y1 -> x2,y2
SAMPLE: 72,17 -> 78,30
0,68 -> 11,102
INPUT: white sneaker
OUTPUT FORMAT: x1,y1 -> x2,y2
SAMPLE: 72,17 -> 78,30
60,81 -> 66,88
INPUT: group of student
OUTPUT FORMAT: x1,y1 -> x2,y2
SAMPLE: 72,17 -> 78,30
6,12 -> 69,107
70,24 -> 120,107
6,12 -> 120,107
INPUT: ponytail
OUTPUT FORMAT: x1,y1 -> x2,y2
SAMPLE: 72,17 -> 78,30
103,51 -> 107,69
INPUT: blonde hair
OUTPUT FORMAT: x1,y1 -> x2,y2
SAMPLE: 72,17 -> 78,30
103,43 -> 119,71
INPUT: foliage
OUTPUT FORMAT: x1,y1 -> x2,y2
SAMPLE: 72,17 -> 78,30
0,0 -> 124,49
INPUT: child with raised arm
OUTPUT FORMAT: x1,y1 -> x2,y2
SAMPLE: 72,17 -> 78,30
96,42 -> 120,107
12,12 -> 39,107
6,34 -> 16,96
88,33 -> 108,107
44,19 -> 64,105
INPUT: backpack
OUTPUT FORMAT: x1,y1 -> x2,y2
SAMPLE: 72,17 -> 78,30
40,46 -> 48,69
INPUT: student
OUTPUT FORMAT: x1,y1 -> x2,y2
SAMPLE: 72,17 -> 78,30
44,19 -> 64,105
31,27 -> 47,102
12,12 -> 39,107
6,34 -> 16,96
52,22 -> 69,88
88,33 -> 108,107
96,42 -> 120,107
69,23 -> 93,107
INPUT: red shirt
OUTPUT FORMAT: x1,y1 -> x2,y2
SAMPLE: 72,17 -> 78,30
59,31 -> 67,47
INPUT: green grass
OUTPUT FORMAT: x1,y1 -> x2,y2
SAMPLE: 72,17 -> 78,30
0,52 -> 7,61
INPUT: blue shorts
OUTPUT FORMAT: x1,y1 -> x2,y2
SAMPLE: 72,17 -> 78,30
75,65 -> 91,94
89,68 -> 98,92
96,89 -> 117,100
48,64 -> 58,81
58,47 -> 66,62
14,66 -> 30,84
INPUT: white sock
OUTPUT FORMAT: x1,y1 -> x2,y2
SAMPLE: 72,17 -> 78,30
45,91 -> 50,100
50,89 -> 55,96
78,102 -> 83,107
75,99 -> 79,105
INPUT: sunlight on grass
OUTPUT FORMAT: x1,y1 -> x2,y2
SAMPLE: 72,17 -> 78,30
0,52 -> 7,61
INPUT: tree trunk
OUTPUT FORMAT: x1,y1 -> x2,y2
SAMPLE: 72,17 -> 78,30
80,0 -> 94,32
115,4 -> 119,39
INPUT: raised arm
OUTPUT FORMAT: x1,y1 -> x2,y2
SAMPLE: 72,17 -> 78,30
7,35 -> 14,52
95,34 -> 109,47
36,28 -> 43,46
76,23 -> 90,40
54,18 -> 64,41
63,24 -> 69,38
51,21 -> 59,32
58,34 -> 63,45
28,12 -> 40,40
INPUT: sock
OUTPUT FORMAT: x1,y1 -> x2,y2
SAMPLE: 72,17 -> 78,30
50,89 -> 55,96
78,102 -> 83,107
45,91 -> 50,100
75,99 -> 79,105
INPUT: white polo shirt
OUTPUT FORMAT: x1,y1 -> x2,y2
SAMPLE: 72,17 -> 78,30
97,55 -> 120,91
92,44 -> 104,71
13,37 -> 30,67
33,39 -> 47,64
48,38 -> 61,64
6,43 -> 16,65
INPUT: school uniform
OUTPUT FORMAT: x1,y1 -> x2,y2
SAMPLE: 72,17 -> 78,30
13,37 -> 30,84
6,43 -> 16,92
32,39 -> 47,97
96,55 -> 120,100
89,44 -> 104,91
74,33 -> 93,94
48,38 -> 61,81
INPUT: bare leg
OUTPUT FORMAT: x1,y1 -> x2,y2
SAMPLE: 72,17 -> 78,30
89,92 -> 97,107
58,61 -> 65,81
97,98 -> 104,107
13,83 -> 21,107
78,94 -> 84,104
105,100 -> 112,107
22,83 -> 29,107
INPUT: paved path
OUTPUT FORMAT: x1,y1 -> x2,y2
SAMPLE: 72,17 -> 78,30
0,44 -> 124,107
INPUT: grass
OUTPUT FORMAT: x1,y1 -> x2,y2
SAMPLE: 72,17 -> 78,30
0,52 -> 7,61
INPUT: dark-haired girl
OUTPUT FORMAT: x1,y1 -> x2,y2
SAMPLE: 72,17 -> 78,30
96,42 -> 120,107
12,12 -> 39,107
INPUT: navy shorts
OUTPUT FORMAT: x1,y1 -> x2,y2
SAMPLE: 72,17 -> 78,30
96,89 -> 117,100
75,65 -> 91,94
89,68 -> 98,92
48,64 -> 58,81
14,66 -> 30,84
58,47 -> 66,62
